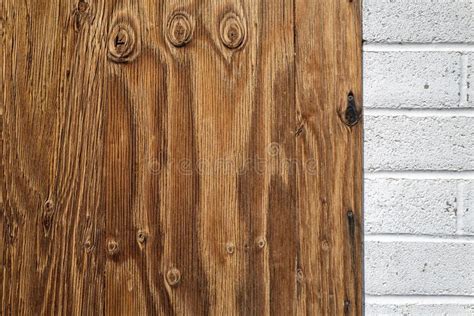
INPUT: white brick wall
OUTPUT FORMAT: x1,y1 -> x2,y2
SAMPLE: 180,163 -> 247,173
363,0 -> 474,314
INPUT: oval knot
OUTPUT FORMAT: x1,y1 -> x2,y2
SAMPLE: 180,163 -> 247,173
220,12 -> 246,49
166,268 -> 181,286
107,15 -> 139,63
167,12 -> 194,47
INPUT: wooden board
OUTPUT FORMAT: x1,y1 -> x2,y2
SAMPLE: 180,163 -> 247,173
1,0 -> 362,315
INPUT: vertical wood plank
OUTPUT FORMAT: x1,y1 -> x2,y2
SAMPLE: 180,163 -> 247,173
103,1 -> 173,314
294,0 -> 363,315
2,0 -> 107,314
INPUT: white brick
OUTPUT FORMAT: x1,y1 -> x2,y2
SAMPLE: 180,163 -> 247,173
365,241 -> 474,295
366,303 -> 474,316
365,179 -> 457,234
459,181 -> 474,235
363,0 -> 474,43
364,52 -> 462,108
466,53 -> 474,107
364,116 -> 474,171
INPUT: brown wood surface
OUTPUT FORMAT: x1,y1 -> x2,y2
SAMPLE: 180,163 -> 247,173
1,0 -> 362,315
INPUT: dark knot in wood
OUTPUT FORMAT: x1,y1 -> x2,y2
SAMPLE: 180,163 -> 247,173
107,16 -> 139,63
343,91 -> 360,126
44,199 -> 55,210
220,12 -> 246,49
347,210 -> 355,240
77,1 -> 89,13
167,12 -> 194,47
136,230 -> 148,246
73,1 -> 91,32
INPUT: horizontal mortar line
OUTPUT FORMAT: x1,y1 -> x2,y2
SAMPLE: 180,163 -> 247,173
364,42 -> 474,52
364,170 -> 474,180
364,108 -> 474,117
365,234 -> 474,243
366,294 -> 474,305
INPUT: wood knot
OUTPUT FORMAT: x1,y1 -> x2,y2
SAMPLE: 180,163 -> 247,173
344,299 -> 351,314
167,12 -> 193,47
321,239 -> 330,251
44,199 -> 55,210
107,239 -> 119,256
256,237 -> 266,249
225,242 -> 235,255
107,14 -> 139,63
219,12 -> 246,49
77,1 -> 89,13
296,268 -> 304,283
341,91 -> 361,126
42,199 -> 55,236
136,230 -> 148,245
73,1 -> 92,32
166,268 -> 181,286
84,239 -> 94,253
42,214 -> 53,236
347,210 -> 355,239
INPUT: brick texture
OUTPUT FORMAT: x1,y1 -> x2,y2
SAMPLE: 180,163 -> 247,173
363,0 -> 474,43
365,241 -> 474,295
363,0 -> 474,314
365,178 -> 458,235
364,52 -> 462,108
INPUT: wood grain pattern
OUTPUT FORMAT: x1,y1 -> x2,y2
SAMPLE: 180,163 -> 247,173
294,0 -> 363,315
2,0 -> 362,315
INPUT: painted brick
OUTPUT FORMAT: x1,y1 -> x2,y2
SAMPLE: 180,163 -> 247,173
365,241 -> 474,295
466,53 -> 474,107
364,178 -> 457,235
459,181 -> 474,235
364,52 -> 462,108
364,116 -> 474,171
366,303 -> 474,316
363,0 -> 474,43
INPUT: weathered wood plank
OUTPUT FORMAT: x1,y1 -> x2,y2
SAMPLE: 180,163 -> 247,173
2,0 -> 107,314
294,0 -> 363,315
